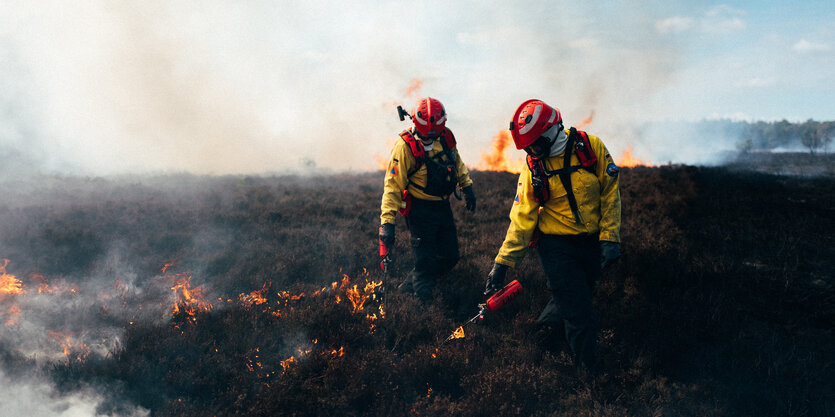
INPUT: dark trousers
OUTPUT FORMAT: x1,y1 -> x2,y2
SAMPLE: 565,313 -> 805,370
536,234 -> 600,369
405,198 -> 459,302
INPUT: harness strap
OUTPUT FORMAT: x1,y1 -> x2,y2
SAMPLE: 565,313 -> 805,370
527,127 -> 596,224
557,130 -> 583,224
400,128 -> 458,196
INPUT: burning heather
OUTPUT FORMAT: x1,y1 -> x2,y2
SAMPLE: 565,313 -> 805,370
0,259 -> 23,296
0,166 -> 831,416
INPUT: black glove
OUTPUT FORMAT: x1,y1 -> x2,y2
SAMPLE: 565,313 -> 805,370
463,185 -> 476,212
379,223 -> 395,249
484,262 -> 508,296
600,241 -> 621,269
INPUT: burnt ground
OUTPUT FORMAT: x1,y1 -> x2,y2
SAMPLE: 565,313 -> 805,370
0,159 -> 833,416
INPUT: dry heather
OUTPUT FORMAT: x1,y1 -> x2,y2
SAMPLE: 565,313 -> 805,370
0,163 -> 832,416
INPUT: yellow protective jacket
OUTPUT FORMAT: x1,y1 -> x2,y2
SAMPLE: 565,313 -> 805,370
380,132 -> 473,225
495,130 -> 621,268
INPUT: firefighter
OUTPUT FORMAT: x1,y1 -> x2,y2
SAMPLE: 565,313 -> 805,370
379,97 -> 476,303
484,99 -> 621,371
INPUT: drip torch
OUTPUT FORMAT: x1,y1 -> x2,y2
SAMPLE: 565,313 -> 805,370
442,280 -> 524,343
378,227 -> 392,307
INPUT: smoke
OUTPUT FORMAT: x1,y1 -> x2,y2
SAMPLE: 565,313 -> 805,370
1,246 -> 192,364
0,367 -> 149,417
1,0 -> 750,176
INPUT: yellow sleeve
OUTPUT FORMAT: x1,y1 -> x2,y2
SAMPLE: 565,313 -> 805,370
495,167 -> 541,268
454,147 -> 473,188
591,135 -> 621,242
380,141 -> 414,225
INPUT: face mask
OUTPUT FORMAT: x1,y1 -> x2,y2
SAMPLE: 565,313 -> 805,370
524,125 -> 565,157
547,127 -> 568,157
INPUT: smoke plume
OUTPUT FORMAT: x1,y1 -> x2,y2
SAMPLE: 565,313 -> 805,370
0,1 -> 737,176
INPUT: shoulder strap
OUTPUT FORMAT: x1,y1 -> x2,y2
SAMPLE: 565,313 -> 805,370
558,129 -> 582,223
399,129 -> 425,172
440,127 -> 456,150
572,128 -> 597,171
527,128 -> 595,223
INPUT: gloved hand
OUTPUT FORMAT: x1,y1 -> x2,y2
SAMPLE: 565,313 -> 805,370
463,185 -> 476,212
484,262 -> 508,296
379,223 -> 395,249
600,241 -> 621,269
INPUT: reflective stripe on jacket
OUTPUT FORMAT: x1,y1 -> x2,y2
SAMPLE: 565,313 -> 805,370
495,130 -> 621,268
380,136 -> 473,225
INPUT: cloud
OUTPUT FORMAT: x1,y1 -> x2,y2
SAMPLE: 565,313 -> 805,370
568,37 -> 601,50
792,39 -> 831,53
702,17 -> 745,34
735,76 -> 777,88
704,5 -> 746,18
655,17 -> 695,34
657,5 -> 746,36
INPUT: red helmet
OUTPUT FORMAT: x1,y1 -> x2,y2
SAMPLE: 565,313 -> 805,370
509,99 -> 563,150
411,97 -> 447,138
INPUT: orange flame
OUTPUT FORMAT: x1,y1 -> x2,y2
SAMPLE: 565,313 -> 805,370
47,330 -> 90,362
344,280 -> 383,314
575,110 -> 594,129
30,273 -> 53,294
404,78 -> 424,99
476,130 -> 524,173
374,137 -> 397,171
451,326 -> 465,339
618,147 -> 649,167
4,305 -> 21,326
170,275 -> 213,318
279,356 -> 296,373
0,260 -> 23,296
239,282 -> 270,307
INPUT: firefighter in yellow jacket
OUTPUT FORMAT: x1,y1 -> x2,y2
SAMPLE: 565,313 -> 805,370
379,97 -> 475,303
485,99 -> 621,370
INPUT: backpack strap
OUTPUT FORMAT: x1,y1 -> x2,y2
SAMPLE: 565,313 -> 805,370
399,129 -> 426,173
525,127 -> 597,224
399,128 -> 458,196
573,128 -> 597,171
557,130 -> 583,224
440,127 -> 456,149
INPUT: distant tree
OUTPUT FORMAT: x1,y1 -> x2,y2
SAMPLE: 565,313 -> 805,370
801,119 -> 825,154
736,137 -> 753,154
821,122 -> 833,154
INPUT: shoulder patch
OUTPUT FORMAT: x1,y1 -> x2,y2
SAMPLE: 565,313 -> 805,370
513,194 -> 520,205
389,166 -> 398,176
606,162 -> 619,177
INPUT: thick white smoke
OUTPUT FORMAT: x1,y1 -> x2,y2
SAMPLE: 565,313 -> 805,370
0,0 -> 703,176
0,368 -> 149,417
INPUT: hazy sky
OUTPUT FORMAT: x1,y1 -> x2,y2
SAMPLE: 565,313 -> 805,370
1,0 -> 833,174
